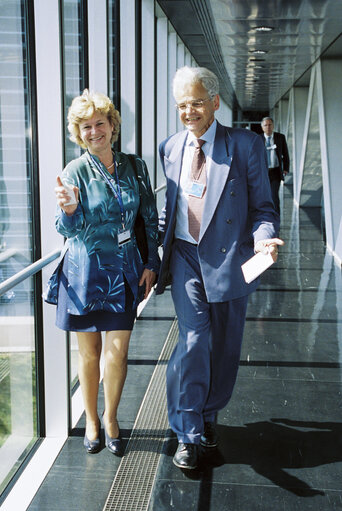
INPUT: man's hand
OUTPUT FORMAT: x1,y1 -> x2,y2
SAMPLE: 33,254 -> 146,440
255,238 -> 285,262
139,269 -> 157,299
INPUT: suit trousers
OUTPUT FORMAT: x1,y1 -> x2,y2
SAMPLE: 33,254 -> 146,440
268,166 -> 281,214
168,238 -> 249,444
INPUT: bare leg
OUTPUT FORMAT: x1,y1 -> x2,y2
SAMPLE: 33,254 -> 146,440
77,331 -> 102,441
102,330 -> 132,438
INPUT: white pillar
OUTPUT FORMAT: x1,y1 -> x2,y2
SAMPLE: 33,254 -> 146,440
88,0 -> 108,93
141,0 -> 156,188
156,14 -> 168,211
278,99 -> 289,136
167,28 -> 177,137
317,58 -> 342,258
120,0 -> 136,153
297,66 -> 315,205
293,86 -> 309,188
35,0 -> 68,438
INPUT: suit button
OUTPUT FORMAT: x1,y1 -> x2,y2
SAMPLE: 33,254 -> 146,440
226,219 -> 232,224
230,191 -> 236,197
221,247 -> 227,253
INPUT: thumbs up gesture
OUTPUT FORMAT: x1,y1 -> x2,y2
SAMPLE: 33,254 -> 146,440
55,176 -> 79,215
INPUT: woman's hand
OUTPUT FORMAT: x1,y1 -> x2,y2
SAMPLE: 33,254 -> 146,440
255,238 -> 285,262
55,176 -> 79,216
139,269 -> 157,299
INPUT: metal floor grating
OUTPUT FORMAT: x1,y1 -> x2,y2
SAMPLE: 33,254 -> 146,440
103,319 -> 178,511
0,358 -> 9,382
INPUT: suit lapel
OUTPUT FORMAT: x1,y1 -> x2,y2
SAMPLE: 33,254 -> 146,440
199,123 -> 232,241
164,131 -> 188,220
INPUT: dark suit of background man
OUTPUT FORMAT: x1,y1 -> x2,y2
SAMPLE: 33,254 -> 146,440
261,116 -> 290,214
155,66 -> 284,470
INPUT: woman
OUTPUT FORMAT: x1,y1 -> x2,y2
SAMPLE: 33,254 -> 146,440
45,90 -> 160,455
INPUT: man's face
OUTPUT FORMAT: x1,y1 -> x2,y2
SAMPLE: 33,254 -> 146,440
262,119 -> 274,136
175,82 -> 219,138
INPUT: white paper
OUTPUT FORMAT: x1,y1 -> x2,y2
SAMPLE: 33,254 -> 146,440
241,251 -> 274,284
62,180 -> 77,206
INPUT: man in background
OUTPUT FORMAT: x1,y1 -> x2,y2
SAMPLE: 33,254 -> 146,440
261,116 -> 290,214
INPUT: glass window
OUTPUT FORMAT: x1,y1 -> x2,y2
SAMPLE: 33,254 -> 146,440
61,0 -> 88,390
61,0 -> 88,165
108,0 -> 120,111
0,0 -> 38,494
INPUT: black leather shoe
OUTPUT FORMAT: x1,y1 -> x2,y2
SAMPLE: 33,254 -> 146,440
83,433 -> 100,454
173,442 -> 198,469
200,421 -> 218,448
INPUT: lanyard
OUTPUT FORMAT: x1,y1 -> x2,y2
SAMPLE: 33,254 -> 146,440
88,152 -> 126,228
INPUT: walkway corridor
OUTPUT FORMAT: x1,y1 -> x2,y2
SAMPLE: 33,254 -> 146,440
28,184 -> 342,511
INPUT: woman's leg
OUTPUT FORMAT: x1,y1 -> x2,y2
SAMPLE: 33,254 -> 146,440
77,331 -> 102,441
102,330 -> 132,438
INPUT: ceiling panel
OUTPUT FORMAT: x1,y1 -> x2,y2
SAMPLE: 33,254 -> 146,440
158,0 -> 342,114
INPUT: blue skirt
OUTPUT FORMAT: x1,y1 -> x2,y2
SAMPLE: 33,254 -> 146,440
55,252 -> 136,332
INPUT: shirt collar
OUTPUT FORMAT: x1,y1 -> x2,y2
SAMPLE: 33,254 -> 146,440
186,119 -> 217,147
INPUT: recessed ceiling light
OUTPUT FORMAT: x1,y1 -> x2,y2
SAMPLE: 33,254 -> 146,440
250,49 -> 268,55
255,26 -> 274,32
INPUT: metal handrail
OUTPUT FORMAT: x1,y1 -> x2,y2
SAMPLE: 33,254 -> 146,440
0,248 -> 61,297
155,182 -> 166,194
0,248 -> 18,263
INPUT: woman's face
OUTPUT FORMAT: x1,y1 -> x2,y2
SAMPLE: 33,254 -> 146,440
79,112 -> 113,155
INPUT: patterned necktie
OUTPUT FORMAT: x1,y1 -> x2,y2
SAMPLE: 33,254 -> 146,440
188,139 -> 206,241
266,136 -> 271,167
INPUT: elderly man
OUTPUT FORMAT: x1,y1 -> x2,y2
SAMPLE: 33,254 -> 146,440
156,66 -> 283,469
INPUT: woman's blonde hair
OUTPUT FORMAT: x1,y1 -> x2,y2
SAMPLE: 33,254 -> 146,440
67,89 -> 121,148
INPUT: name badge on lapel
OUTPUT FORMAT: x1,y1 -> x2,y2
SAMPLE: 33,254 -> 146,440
185,181 -> 205,198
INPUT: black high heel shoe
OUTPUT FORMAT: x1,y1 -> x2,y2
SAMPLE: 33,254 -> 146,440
83,419 -> 101,454
102,414 -> 122,455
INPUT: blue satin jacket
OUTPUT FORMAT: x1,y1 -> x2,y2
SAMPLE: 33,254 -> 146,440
44,151 -> 160,314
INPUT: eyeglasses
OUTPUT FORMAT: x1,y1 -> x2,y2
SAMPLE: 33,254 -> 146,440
175,97 -> 213,112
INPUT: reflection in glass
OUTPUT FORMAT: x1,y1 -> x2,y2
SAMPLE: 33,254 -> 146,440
0,280 -> 37,493
61,0 -> 88,165
300,79 -> 323,206
0,0 -> 38,494
108,0 -> 120,109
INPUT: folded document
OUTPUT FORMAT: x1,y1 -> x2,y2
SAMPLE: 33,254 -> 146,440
241,251 -> 274,284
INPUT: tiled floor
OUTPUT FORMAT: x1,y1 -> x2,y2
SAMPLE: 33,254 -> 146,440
28,184 -> 342,510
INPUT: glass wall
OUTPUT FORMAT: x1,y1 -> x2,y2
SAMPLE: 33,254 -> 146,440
108,0 -> 120,109
0,0 -> 39,494
61,0 -> 88,165
61,0 -> 88,388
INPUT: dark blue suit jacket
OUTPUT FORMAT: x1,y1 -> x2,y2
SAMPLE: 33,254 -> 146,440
156,122 -> 279,302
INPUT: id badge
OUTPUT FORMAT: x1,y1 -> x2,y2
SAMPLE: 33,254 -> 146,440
117,228 -> 131,247
185,181 -> 205,198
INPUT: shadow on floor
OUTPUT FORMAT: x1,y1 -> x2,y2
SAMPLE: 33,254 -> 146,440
164,418 -> 342,503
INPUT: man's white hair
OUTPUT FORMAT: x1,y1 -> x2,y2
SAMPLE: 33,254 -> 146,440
173,66 -> 219,99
